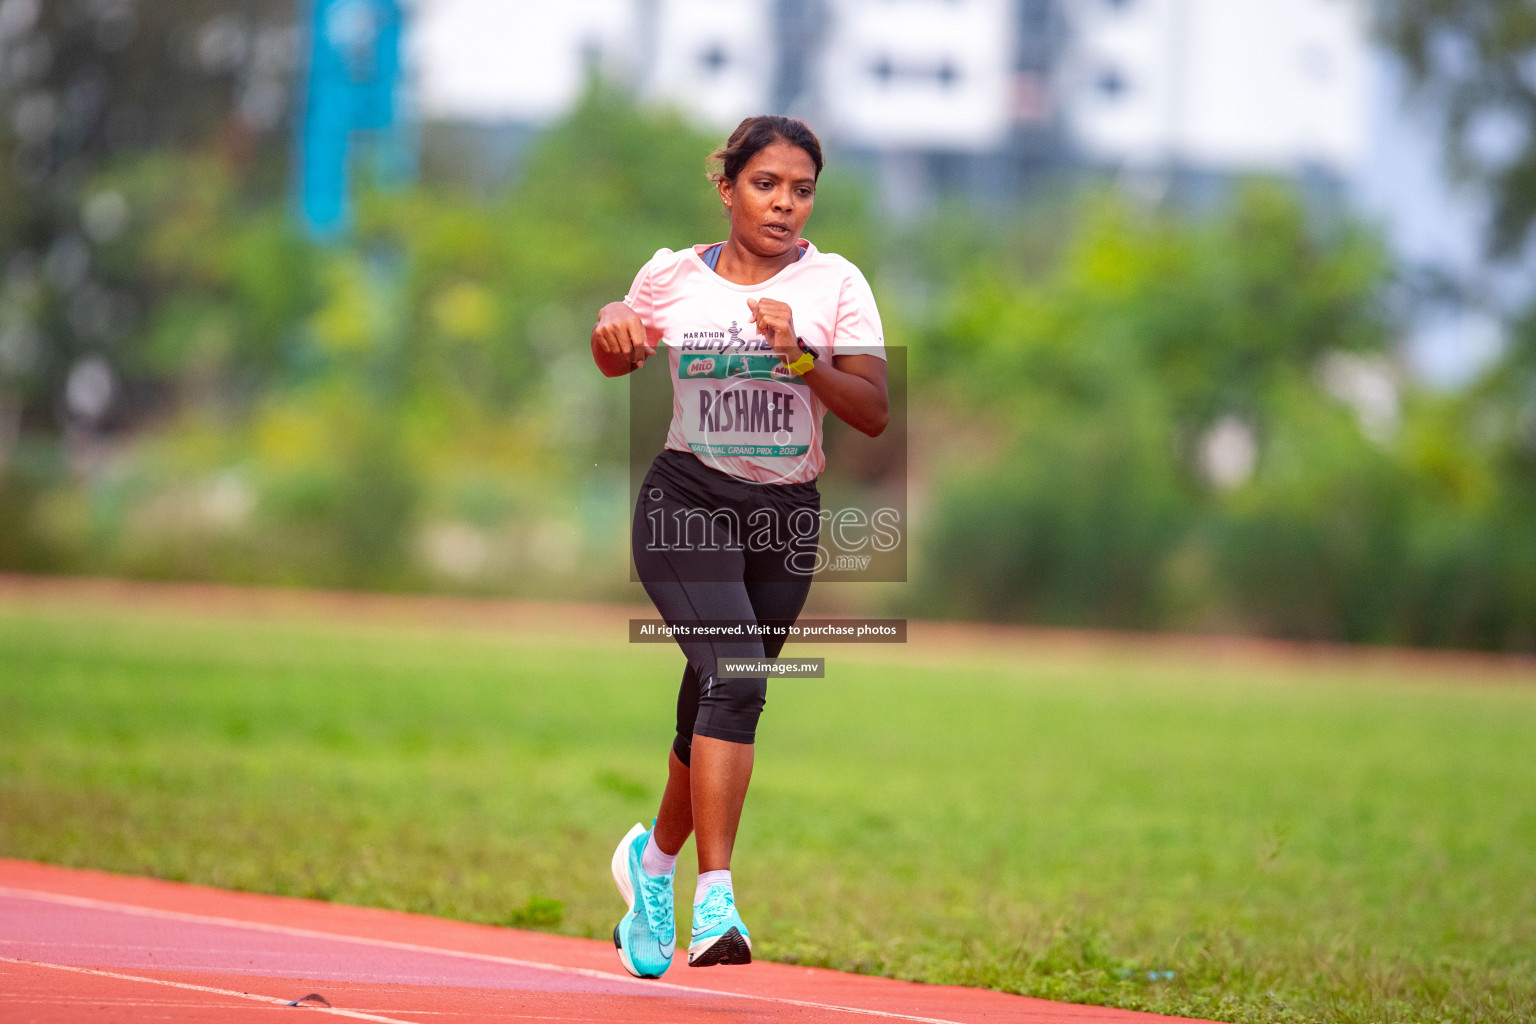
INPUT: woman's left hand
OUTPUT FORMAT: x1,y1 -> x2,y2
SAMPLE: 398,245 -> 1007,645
746,298 -> 800,362
748,296 -> 887,436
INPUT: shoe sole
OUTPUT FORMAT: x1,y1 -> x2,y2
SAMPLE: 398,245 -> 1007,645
610,823 -> 666,980
688,926 -> 752,967
610,822 -> 645,912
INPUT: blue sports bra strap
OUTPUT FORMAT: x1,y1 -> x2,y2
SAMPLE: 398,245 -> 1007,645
701,241 -> 803,274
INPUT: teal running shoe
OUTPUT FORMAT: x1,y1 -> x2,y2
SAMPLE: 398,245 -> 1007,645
610,821 -> 675,979
687,883 -> 752,967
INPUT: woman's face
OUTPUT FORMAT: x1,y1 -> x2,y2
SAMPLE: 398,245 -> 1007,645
719,140 -> 817,258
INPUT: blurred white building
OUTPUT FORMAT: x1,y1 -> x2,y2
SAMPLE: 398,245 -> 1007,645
412,0 -> 636,122
817,0 -> 1016,152
643,0 -> 779,127
410,0 -> 1500,383
413,0 -> 1028,147
1062,0 -> 1370,176
412,0 -> 1369,177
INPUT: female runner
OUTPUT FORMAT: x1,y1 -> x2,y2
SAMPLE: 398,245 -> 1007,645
590,115 -> 888,978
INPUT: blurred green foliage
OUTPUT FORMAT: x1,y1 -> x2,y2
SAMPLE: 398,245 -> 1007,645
0,0 -> 294,430
1376,0 -> 1536,258
916,187 -> 1536,647
0,84 -> 1533,648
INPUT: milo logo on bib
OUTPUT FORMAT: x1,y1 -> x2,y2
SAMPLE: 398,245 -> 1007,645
678,352 -> 806,386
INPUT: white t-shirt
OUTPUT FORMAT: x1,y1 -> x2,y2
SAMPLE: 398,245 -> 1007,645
624,239 -> 886,484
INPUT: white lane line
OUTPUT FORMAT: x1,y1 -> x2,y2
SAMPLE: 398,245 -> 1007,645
0,956 -> 419,1023
0,973 -> 616,1022
0,886 -> 970,1024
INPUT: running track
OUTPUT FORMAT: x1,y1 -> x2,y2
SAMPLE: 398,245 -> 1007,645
0,860 -> 1217,1024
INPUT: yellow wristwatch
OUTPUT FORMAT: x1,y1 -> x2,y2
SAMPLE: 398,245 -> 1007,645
787,337 -> 818,376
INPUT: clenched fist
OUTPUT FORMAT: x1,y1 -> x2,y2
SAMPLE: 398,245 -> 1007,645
746,298 -> 800,363
591,301 -> 656,376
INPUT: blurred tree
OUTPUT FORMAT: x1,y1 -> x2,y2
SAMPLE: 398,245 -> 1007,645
918,183 -> 1536,647
1376,0 -> 1536,259
22,82 -> 763,588
919,186 -> 1398,632
0,0 -> 296,442
1374,0 -> 1536,646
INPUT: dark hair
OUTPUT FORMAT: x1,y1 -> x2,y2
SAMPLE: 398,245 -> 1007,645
708,115 -> 824,185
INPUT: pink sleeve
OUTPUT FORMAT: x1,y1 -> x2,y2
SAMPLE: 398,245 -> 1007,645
624,249 -> 667,330
831,266 -> 887,360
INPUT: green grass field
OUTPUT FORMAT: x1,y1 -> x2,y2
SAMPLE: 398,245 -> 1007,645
1,590 -> 1533,1024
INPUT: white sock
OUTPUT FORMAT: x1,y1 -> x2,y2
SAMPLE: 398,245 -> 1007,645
641,831 -> 677,876
695,869 -> 732,905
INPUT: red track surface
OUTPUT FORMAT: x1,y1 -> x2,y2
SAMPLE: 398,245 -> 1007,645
0,860 -> 1217,1024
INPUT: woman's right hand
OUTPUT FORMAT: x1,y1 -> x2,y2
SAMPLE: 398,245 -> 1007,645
591,301 -> 655,377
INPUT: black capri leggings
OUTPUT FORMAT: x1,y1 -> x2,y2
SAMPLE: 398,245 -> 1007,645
631,449 -> 819,765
